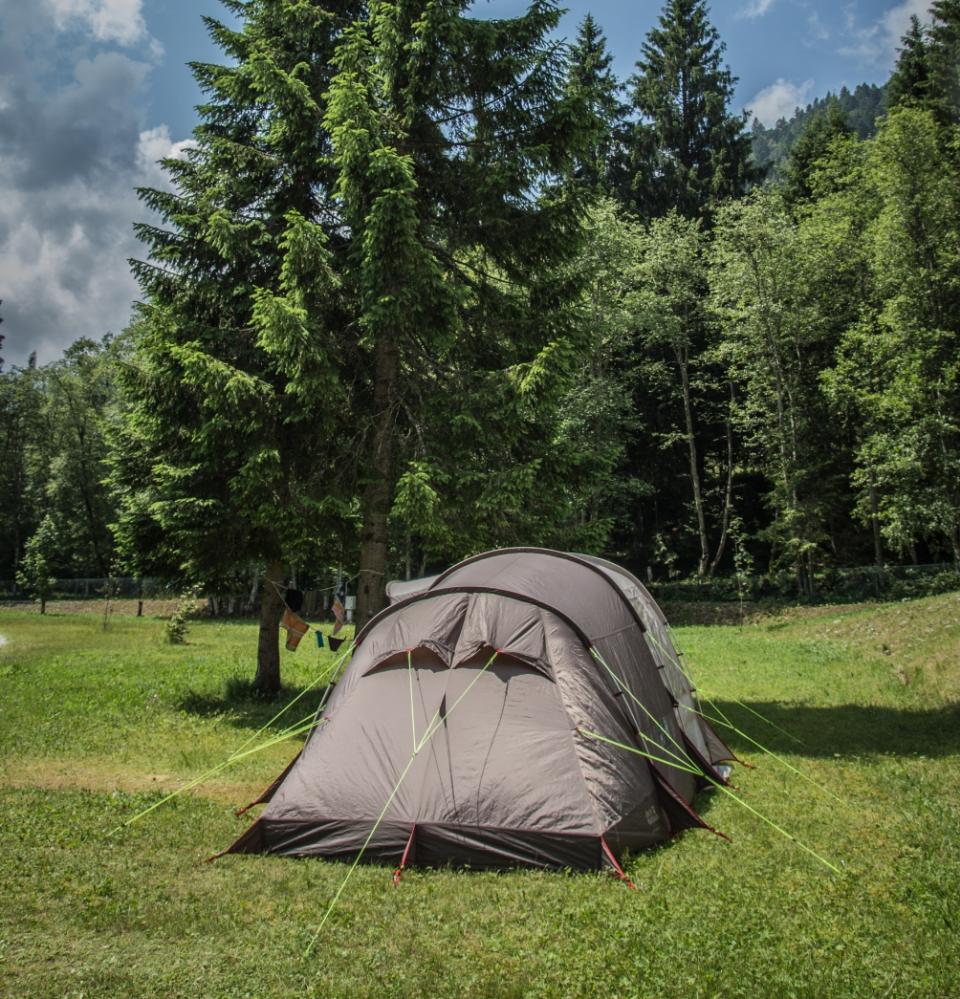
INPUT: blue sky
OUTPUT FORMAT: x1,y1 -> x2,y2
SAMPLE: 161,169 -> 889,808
0,0 -> 933,368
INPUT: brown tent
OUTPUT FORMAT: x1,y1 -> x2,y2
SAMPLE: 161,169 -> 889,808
226,548 -> 733,872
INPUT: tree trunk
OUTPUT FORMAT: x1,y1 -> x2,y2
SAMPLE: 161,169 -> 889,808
356,335 -> 399,630
254,559 -> 285,697
708,382 -> 736,577
676,348 -> 709,577
40,595 -> 46,615
868,472 -> 883,568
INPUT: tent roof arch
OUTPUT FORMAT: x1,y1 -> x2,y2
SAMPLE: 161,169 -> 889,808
427,547 -> 650,640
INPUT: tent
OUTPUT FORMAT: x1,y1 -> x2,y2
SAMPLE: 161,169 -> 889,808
225,548 -> 733,872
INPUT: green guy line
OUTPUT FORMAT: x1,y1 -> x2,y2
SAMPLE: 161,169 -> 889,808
112,715 -> 323,833
112,643 -> 353,832
682,704 -> 845,806
304,649 -> 502,957
576,727 -> 701,776
730,696 -> 806,745
580,726 -> 840,875
590,647 -> 700,773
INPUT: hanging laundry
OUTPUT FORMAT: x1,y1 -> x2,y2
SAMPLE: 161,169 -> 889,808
285,587 -> 304,613
331,580 -> 346,635
280,608 -> 309,651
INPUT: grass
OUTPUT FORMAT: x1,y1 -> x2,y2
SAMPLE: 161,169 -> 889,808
0,595 -> 958,998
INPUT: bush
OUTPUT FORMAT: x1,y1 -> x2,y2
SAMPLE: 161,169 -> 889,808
648,564 -> 960,605
165,590 -> 205,644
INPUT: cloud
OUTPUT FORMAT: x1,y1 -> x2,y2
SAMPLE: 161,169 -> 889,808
0,3 -> 189,368
806,10 -> 830,43
837,0 -> 933,66
746,78 -> 816,127
47,0 -> 148,47
136,125 -> 195,190
739,0 -> 776,18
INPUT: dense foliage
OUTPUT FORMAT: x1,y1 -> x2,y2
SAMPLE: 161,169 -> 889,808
750,83 -> 887,181
3,0 -> 959,676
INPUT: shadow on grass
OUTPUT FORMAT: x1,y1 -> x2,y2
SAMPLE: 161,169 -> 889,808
178,680 -> 333,733
707,699 -> 960,758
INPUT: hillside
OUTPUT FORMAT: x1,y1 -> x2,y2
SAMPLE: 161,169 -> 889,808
750,82 -> 887,180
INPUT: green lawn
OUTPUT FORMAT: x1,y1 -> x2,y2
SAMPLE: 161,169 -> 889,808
1,596 -> 958,998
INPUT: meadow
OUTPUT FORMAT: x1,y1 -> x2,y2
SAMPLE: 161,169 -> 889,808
0,594 -> 958,998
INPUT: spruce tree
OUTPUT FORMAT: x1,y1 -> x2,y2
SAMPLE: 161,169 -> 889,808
624,0 -> 756,221
566,14 -> 625,193
887,16 -> 933,111
326,0 -> 594,626
782,99 -> 852,207
929,0 -> 960,122
111,1 -> 360,695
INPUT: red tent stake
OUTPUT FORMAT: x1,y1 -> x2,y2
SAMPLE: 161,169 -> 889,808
393,825 -> 416,886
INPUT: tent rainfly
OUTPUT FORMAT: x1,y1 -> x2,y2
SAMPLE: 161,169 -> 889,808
225,548 -> 735,872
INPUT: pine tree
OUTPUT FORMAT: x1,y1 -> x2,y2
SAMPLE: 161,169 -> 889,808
566,14 -> 625,193
888,16 -> 933,111
624,0 -> 757,221
326,0 -> 594,626
111,0 -> 360,695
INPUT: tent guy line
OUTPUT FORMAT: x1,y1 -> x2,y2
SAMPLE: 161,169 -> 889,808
111,642 -> 354,833
302,648 -> 503,956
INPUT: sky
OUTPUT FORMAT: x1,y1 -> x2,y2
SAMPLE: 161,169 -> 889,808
0,0 -> 936,369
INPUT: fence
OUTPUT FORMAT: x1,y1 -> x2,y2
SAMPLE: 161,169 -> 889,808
0,577 -> 182,600
3,562 -> 958,608
0,575 -> 346,620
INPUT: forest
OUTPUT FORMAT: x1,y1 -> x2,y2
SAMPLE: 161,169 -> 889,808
1,0 -> 959,690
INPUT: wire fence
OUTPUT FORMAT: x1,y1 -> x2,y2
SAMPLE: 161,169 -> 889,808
0,577 -> 179,600
3,562 -> 958,608
0,575 -> 346,619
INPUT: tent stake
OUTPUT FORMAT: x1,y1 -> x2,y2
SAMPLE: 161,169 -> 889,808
393,825 -> 416,886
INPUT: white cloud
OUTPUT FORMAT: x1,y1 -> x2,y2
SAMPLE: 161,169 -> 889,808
136,125 -> 195,190
739,0 -> 776,18
48,0 -> 147,47
746,78 -> 816,127
0,121 -> 191,367
882,0 -> 933,45
807,10 -> 830,43
0,5 -> 190,368
837,0 -> 933,66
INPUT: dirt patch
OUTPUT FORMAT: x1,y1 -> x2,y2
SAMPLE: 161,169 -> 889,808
0,759 -> 262,803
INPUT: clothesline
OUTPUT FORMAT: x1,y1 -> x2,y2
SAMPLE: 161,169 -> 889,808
267,567 -> 385,600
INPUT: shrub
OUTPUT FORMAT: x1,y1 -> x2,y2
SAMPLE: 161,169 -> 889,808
165,589 -> 205,644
